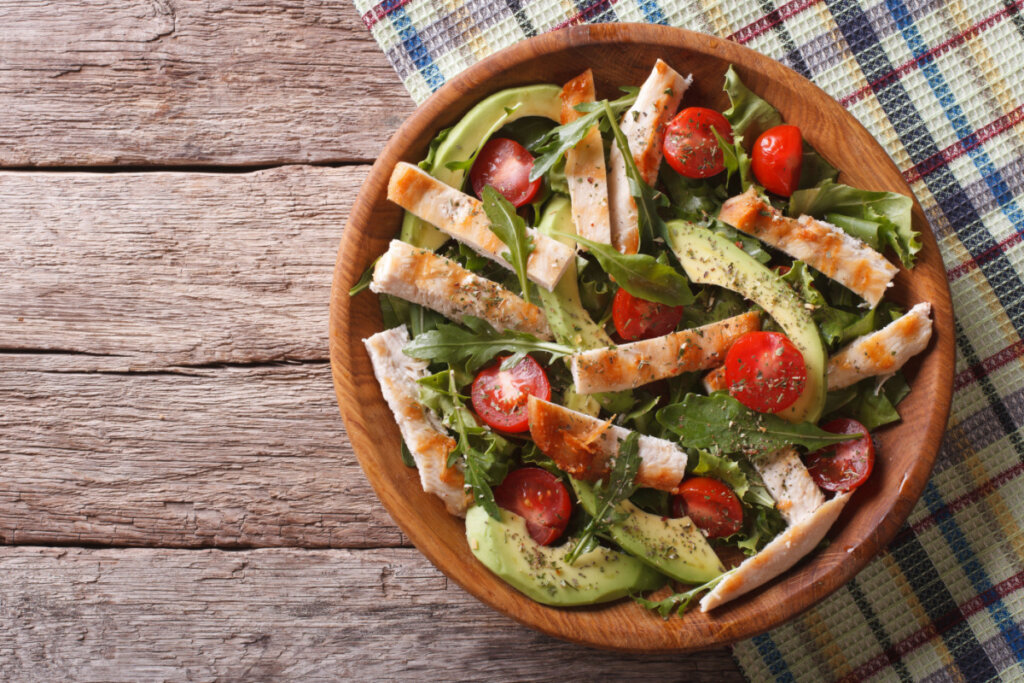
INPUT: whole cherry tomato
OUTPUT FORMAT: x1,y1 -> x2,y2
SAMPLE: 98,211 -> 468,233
751,124 -> 803,197
662,107 -> 733,178
671,477 -> 744,538
804,418 -> 875,492
493,467 -> 572,546
724,331 -> 807,413
471,354 -> 551,433
611,288 -> 685,341
468,138 -> 542,207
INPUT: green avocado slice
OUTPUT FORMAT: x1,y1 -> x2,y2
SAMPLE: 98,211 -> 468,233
402,84 -> 563,251
664,219 -> 827,424
571,480 -> 725,585
465,506 -> 664,606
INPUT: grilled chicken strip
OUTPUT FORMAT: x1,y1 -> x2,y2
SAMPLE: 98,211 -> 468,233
527,397 -> 688,492
364,326 -> 470,517
370,240 -> 552,340
719,187 -> 898,308
387,162 -> 573,291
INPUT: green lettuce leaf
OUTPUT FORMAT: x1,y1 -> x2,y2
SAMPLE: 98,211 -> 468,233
788,180 -> 920,268
722,65 -> 783,140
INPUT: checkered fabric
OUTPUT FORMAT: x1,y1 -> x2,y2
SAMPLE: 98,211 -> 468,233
353,0 -> 1024,679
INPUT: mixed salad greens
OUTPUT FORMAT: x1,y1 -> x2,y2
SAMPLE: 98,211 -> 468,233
353,60 -> 930,616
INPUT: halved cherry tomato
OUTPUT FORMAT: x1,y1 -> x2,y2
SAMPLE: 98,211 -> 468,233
493,467 -> 572,545
662,107 -> 733,178
804,418 -> 874,492
752,124 -> 803,197
468,138 -> 542,207
671,477 -> 744,538
611,288 -> 685,341
725,331 -> 807,413
471,354 -> 551,433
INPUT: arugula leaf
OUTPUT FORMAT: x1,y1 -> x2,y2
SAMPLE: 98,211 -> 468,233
569,233 -> 694,306
417,370 -> 516,519
602,100 -> 668,248
400,441 -> 417,468
634,569 -> 736,618
566,433 -> 642,564
403,316 -> 573,373
722,65 -> 783,140
788,180 -> 920,268
418,126 -> 453,173
712,127 -> 752,192
572,86 -> 639,117
657,393 -> 862,454
500,116 -> 557,151
481,185 -> 535,297
529,108 -> 606,182
348,257 -> 378,296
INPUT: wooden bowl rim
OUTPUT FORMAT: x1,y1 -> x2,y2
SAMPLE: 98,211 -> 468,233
329,23 -> 954,651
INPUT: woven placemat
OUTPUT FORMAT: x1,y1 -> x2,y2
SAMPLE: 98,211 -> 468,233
353,0 -> 1024,679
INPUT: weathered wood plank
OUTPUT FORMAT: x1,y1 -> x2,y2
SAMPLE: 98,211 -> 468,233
0,0 -> 415,166
0,546 -> 742,680
0,166 -> 356,365
0,357 -> 404,548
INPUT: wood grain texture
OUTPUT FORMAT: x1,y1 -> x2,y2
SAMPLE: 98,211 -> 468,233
331,24 -> 956,651
0,0 -> 414,166
0,166 -> 354,365
0,355 -> 404,548
0,546 -> 741,681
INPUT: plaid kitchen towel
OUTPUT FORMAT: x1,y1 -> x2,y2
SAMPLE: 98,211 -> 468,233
353,0 -> 1024,679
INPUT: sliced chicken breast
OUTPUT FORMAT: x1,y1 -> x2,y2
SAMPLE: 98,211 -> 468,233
750,447 -> 825,525
702,364 -> 728,394
387,162 -> 573,291
560,69 -> 613,247
827,302 -> 933,390
606,60 -> 691,254
364,326 -> 470,517
569,312 -> 761,394
527,396 -> 688,492
700,491 -> 851,611
370,240 -> 552,340
718,188 -> 899,307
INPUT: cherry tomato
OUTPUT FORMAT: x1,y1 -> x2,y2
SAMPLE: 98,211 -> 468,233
493,467 -> 572,545
471,354 -> 551,433
611,288 -> 685,341
751,124 -> 803,197
725,331 -> 807,413
468,138 -> 542,207
804,418 -> 875,492
662,107 -> 733,178
671,477 -> 744,538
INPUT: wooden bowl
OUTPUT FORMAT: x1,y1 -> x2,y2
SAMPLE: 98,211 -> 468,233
329,24 -> 954,651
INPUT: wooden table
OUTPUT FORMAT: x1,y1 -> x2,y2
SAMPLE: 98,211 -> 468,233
1,2 -> 743,678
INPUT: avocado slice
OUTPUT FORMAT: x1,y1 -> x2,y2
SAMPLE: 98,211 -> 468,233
465,506 -> 664,606
664,219 -> 827,424
402,84 -> 563,251
571,480 -> 725,585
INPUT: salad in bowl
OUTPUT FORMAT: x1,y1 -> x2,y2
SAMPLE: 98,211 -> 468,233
348,56 -> 935,618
